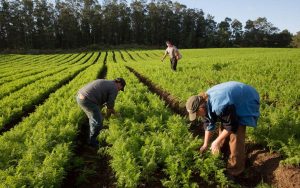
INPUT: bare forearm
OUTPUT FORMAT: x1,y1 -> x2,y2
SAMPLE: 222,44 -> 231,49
200,130 -> 213,153
215,129 -> 231,143
203,130 -> 213,146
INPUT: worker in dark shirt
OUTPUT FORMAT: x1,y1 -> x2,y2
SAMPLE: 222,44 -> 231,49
186,81 -> 260,176
76,78 -> 126,147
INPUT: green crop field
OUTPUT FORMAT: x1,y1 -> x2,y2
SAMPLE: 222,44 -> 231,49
0,48 -> 299,187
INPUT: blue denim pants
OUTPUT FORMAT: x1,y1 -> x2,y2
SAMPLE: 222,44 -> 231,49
76,94 -> 102,147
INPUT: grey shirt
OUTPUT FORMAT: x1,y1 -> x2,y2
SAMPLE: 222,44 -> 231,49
78,79 -> 118,109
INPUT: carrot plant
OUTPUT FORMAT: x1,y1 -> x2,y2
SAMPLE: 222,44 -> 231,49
99,57 -> 231,187
0,54 -> 83,99
0,53 -> 97,130
125,48 -> 300,166
0,52 -> 105,187
0,54 -> 58,74
0,54 -> 72,85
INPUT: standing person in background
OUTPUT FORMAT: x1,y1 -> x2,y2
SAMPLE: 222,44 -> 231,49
161,40 -> 181,71
186,81 -> 260,177
76,78 -> 126,147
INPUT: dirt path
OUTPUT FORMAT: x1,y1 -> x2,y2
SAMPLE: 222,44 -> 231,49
62,52 -> 116,188
62,139 -> 115,188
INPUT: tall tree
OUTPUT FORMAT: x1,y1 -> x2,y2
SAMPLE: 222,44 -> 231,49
181,8 -> 197,48
0,0 -> 294,49
170,2 -> 185,47
291,31 -> 300,48
102,0 -> 119,45
3,0 -> 23,49
231,19 -> 243,46
81,0 -> 99,46
34,0 -> 55,48
205,14 -> 217,47
130,0 -> 146,44
243,19 -> 257,46
217,17 -> 232,47
0,0 -> 10,48
254,17 -> 279,35
145,1 -> 160,45
118,0 -> 131,44
244,17 -> 280,47
270,29 -> 292,47
91,3 -> 102,45
20,0 -> 35,48
194,9 -> 206,48
55,0 -> 80,48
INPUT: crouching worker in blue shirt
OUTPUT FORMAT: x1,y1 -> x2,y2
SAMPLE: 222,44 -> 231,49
186,81 -> 260,176
76,78 -> 126,147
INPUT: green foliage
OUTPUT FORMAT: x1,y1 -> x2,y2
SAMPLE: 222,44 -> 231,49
126,48 -> 300,166
280,137 -> 300,166
1,48 -> 299,187
99,58 -> 231,187
0,52 -> 105,186
0,54 -> 80,99
256,181 -> 273,188
0,53 -> 96,130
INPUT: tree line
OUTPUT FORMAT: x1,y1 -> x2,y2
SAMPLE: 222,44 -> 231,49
0,0 -> 297,50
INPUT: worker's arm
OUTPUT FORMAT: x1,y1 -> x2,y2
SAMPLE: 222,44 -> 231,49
200,115 -> 216,153
210,129 -> 231,154
106,90 -> 118,117
161,49 -> 168,61
200,130 -> 213,153
175,49 -> 180,60
209,105 -> 238,154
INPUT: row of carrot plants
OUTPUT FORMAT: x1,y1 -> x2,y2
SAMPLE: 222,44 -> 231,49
0,54 -> 76,85
123,48 -> 300,166
0,54 -> 39,66
0,54 -> 60,73
0,55 -> 26,65
99,53 -> 231,187
0,52 -> 97,130
0,54 -> 74,80
0,52 -> 105,187
0,57 -> 62,82
0,54 -> 85,98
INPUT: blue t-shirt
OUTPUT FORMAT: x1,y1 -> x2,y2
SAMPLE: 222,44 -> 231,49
204,81 -> 260,132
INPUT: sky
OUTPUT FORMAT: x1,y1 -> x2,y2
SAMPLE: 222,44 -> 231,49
177,0 -> 300,34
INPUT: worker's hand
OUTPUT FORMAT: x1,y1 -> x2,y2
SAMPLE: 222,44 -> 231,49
106,108 -> 115,118
112,112 -> 120,117
210,140 -> 220,155
199,144 -> 208,154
